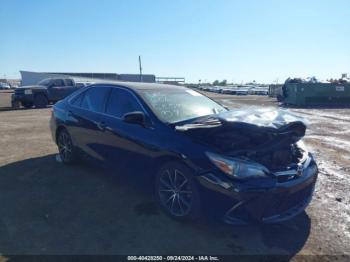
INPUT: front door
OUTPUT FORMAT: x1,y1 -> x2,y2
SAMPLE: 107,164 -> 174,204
101,87 -> 156,175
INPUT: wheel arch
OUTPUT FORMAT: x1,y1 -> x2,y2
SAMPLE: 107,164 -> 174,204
150,155 -> 198,183
33,92 -> 49,108
55,125 -> 67,144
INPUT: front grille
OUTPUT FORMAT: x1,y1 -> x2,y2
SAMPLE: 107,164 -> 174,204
15,89 -> 24,95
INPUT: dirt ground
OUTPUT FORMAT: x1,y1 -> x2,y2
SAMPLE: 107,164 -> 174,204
0,89 -> 349,259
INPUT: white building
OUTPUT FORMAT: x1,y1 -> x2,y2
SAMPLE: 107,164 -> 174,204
20,71 -> 156,86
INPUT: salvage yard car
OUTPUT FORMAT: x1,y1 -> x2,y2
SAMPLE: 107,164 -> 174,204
0,82 -> 11,89
12,78 -> 79,108
50,82 -> 318,224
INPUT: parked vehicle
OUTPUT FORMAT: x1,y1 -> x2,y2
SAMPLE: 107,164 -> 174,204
12,78 -> 79,108
75,82 -> 94,88
50,82 -> 318,224
212,86 -> 223,93
236,88 -> 249,95
197,85 -> 213,91
206,86 -> 216,92
0,82 -> 11,89
221,87 -> 237,94
250,87 -> 269,95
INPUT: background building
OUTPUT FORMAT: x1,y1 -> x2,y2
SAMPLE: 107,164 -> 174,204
20,71 -> 156,86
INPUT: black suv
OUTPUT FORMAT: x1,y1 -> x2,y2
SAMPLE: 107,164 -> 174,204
12,78 -> 79,108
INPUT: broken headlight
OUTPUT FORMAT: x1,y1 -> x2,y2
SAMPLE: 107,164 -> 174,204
296,140 -> 308,152
206,152 -> 269,179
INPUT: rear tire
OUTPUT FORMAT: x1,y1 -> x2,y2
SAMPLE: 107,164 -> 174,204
57,129 -> 77,164
155,161 -> 201,221
34,94 -> 48,108
22,102 -> 33,108
11,100 -> 20,109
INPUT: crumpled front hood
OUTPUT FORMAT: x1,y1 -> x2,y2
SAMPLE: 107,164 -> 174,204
175,107 -> 307,161
216,108 -> 307,129
175,107 -> 306,132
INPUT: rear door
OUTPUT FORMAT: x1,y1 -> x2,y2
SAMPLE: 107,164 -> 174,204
66,86 -> 111,162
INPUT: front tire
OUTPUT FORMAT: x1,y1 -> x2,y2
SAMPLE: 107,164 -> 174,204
57,129 -> 77,164
34,94 -> 48,108
155,161 -> 201,221
22,102 -> 33,108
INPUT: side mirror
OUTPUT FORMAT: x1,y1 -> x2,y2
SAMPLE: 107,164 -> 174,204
122,111 -> 146,126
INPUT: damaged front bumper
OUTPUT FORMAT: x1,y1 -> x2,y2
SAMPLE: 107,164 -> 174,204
197,152 -> 318,224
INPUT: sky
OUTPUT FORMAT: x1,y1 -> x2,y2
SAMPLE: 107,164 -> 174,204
0,0 -> 349,83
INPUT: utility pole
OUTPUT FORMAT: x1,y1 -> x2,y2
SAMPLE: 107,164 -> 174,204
139,55 -> 143,82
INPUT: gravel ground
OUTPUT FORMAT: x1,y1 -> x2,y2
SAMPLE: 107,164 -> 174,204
0,90 -> 349,260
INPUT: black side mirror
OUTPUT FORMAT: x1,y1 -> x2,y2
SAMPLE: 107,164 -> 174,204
122,111 -> 146,126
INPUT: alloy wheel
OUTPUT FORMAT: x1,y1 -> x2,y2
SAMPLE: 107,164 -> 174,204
158,169 -> 193,216
57,131 -> 73,162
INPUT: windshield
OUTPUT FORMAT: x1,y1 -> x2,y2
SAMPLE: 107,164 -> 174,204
37,79 -> 51,86
139,88 -> 227,123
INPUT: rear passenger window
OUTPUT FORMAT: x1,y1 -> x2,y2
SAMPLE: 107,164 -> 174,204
81,86 -> 110,112
106,88 -> 142,118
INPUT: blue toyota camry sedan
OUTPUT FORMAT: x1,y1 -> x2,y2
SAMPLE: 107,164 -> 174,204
50,82 -> 318,224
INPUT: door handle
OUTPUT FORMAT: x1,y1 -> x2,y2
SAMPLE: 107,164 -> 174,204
97,121 -> 107,131
67,110 -> 73,117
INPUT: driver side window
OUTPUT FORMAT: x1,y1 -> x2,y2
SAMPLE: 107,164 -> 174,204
106,88 -> 142,118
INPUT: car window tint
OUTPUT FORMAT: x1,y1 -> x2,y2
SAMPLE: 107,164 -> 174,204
65,79 -> 73,86
106,88 -> 142,118
81,86 -> 109,112
38,79 -> 51,86
53,79 -> 64,87
71,93 -> 84,106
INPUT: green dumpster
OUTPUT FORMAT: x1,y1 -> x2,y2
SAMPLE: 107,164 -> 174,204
282,83 -> 350,106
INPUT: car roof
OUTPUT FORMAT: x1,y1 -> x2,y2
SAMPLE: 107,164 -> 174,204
91,81 -> 187,93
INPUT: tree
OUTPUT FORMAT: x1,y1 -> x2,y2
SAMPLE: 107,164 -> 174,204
219,80 -> 227,86
213,80 -> 219,86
